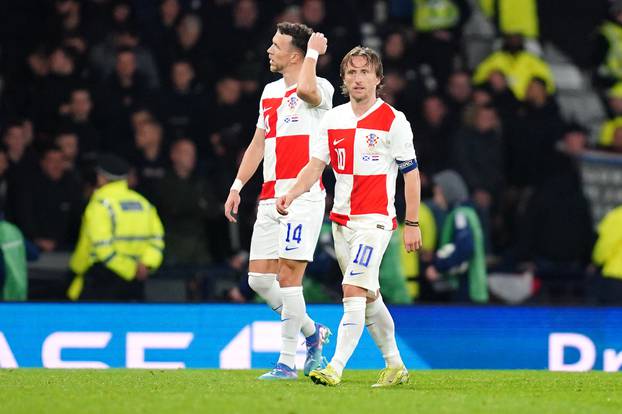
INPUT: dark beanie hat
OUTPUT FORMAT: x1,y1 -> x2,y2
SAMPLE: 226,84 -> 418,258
98,153 -> 130,179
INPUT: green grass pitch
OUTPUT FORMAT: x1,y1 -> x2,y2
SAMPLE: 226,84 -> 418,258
2,369 -> 621,414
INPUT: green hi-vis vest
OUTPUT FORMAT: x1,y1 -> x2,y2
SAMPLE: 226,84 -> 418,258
439,206 -> 488,303
0,221 -> 27,301
413,0 -> 460,32
600,22 -> 622,80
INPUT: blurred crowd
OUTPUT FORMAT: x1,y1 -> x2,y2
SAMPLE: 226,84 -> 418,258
1,0 -> 622,304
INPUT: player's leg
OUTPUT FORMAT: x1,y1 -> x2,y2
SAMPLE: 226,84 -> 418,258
259,199 -> 330,379
366,294 -> 409,387
277,199 -> 330,370
311,226 -> 392,386
275,258 -> 307,372
365,294 -> 404,368
248,204 -> 282,313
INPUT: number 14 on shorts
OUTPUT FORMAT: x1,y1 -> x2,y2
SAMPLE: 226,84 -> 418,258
285,223 -> 303,244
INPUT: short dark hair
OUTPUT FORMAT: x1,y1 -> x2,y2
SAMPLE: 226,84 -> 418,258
276,22 -> 313,54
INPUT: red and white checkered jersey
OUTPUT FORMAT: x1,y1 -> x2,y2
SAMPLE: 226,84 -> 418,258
256,77 -> 334,202
311,99 -> 417,230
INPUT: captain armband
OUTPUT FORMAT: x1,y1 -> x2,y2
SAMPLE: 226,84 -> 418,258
397,158 -> 418,173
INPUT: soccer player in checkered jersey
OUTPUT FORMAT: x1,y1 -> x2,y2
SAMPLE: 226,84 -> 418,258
277,46 -> 422,387
224,23 -> 334,380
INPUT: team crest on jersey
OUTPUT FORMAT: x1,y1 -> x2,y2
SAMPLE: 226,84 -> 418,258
366,133 -> 380,150
287,96 -> 299,111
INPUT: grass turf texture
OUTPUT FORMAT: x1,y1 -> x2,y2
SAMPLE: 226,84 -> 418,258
2,369 -> 621,414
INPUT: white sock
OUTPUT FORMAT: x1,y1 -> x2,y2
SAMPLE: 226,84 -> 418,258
330,296 -> 366,376
248,272 -> 316,338
277,286 -> 305,369
365,295 -> 403,368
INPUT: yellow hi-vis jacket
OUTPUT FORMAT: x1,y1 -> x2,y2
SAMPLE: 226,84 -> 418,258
473,50 -> 555,100
413,0 -> 460,32
598,116 -> 622,147
593,206 -> 622,280
479,0 -> 539,38
67,180 -> 165,300
599,22 -> 622,81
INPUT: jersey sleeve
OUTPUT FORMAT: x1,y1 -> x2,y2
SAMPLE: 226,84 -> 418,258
256,86 -> 267,130
389,112 -> 417,169
310,115 -> 331,164
309,78 -> 335,110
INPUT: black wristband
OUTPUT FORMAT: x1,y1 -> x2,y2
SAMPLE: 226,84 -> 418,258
404,220 -> 419,227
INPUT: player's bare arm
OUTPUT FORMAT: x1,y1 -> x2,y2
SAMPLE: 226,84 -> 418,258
276,157 -> 326,215
224,127 -> 266,223
296,33 -> 327,107
403,168 -> 422,252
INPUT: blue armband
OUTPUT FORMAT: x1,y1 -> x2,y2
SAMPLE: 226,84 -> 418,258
397,158 -> 418,173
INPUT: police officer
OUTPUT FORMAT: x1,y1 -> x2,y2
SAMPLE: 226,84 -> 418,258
67,154 -> 164,301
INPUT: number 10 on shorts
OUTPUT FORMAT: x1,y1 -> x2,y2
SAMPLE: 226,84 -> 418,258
353,244 -> 373,267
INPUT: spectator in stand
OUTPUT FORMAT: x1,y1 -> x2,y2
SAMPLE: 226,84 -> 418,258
483,71 -> 520,124
473,34 -> 554,101
600,126 -> 622,153
605,82 -> 622,117
598,82 -> 622,151
132,119 -> 167,201
14,146 -> 82,252
33,46 -> 81,137
415,94 -> 457,177
144,0 -> 181,79
381,30 -> 426,112
515,124 -> 595,301
160,60 -> 206,141
60,87 -> 100,155
151,139 -> 217,267
3,121 -> 38,221
160,13 -> 213,85
505,77 -> 563,189
301,0 -> 361,87
98,48 -> 151,156
451,104 -> 504,216
412,0 -> 471,86
593,202 -> 622,304
444,70 -> 472,120
108,0 -> 137,33
47,0 -> 90,47
593,0 -> 622,89
206,77 -> 250,163
216,0 -> 263,72
3,46 -> 49,121
54,130 -> 80,177
478,0 -> 539,40
90,27 -> 160,89
425,170 -> 488,303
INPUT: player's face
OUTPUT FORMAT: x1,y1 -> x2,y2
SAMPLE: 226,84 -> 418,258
267,31 -> 294,73
343,56 -> 381,102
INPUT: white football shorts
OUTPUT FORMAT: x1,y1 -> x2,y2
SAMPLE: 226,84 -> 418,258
249,198 -> 325,262
332,223 -> 393,298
